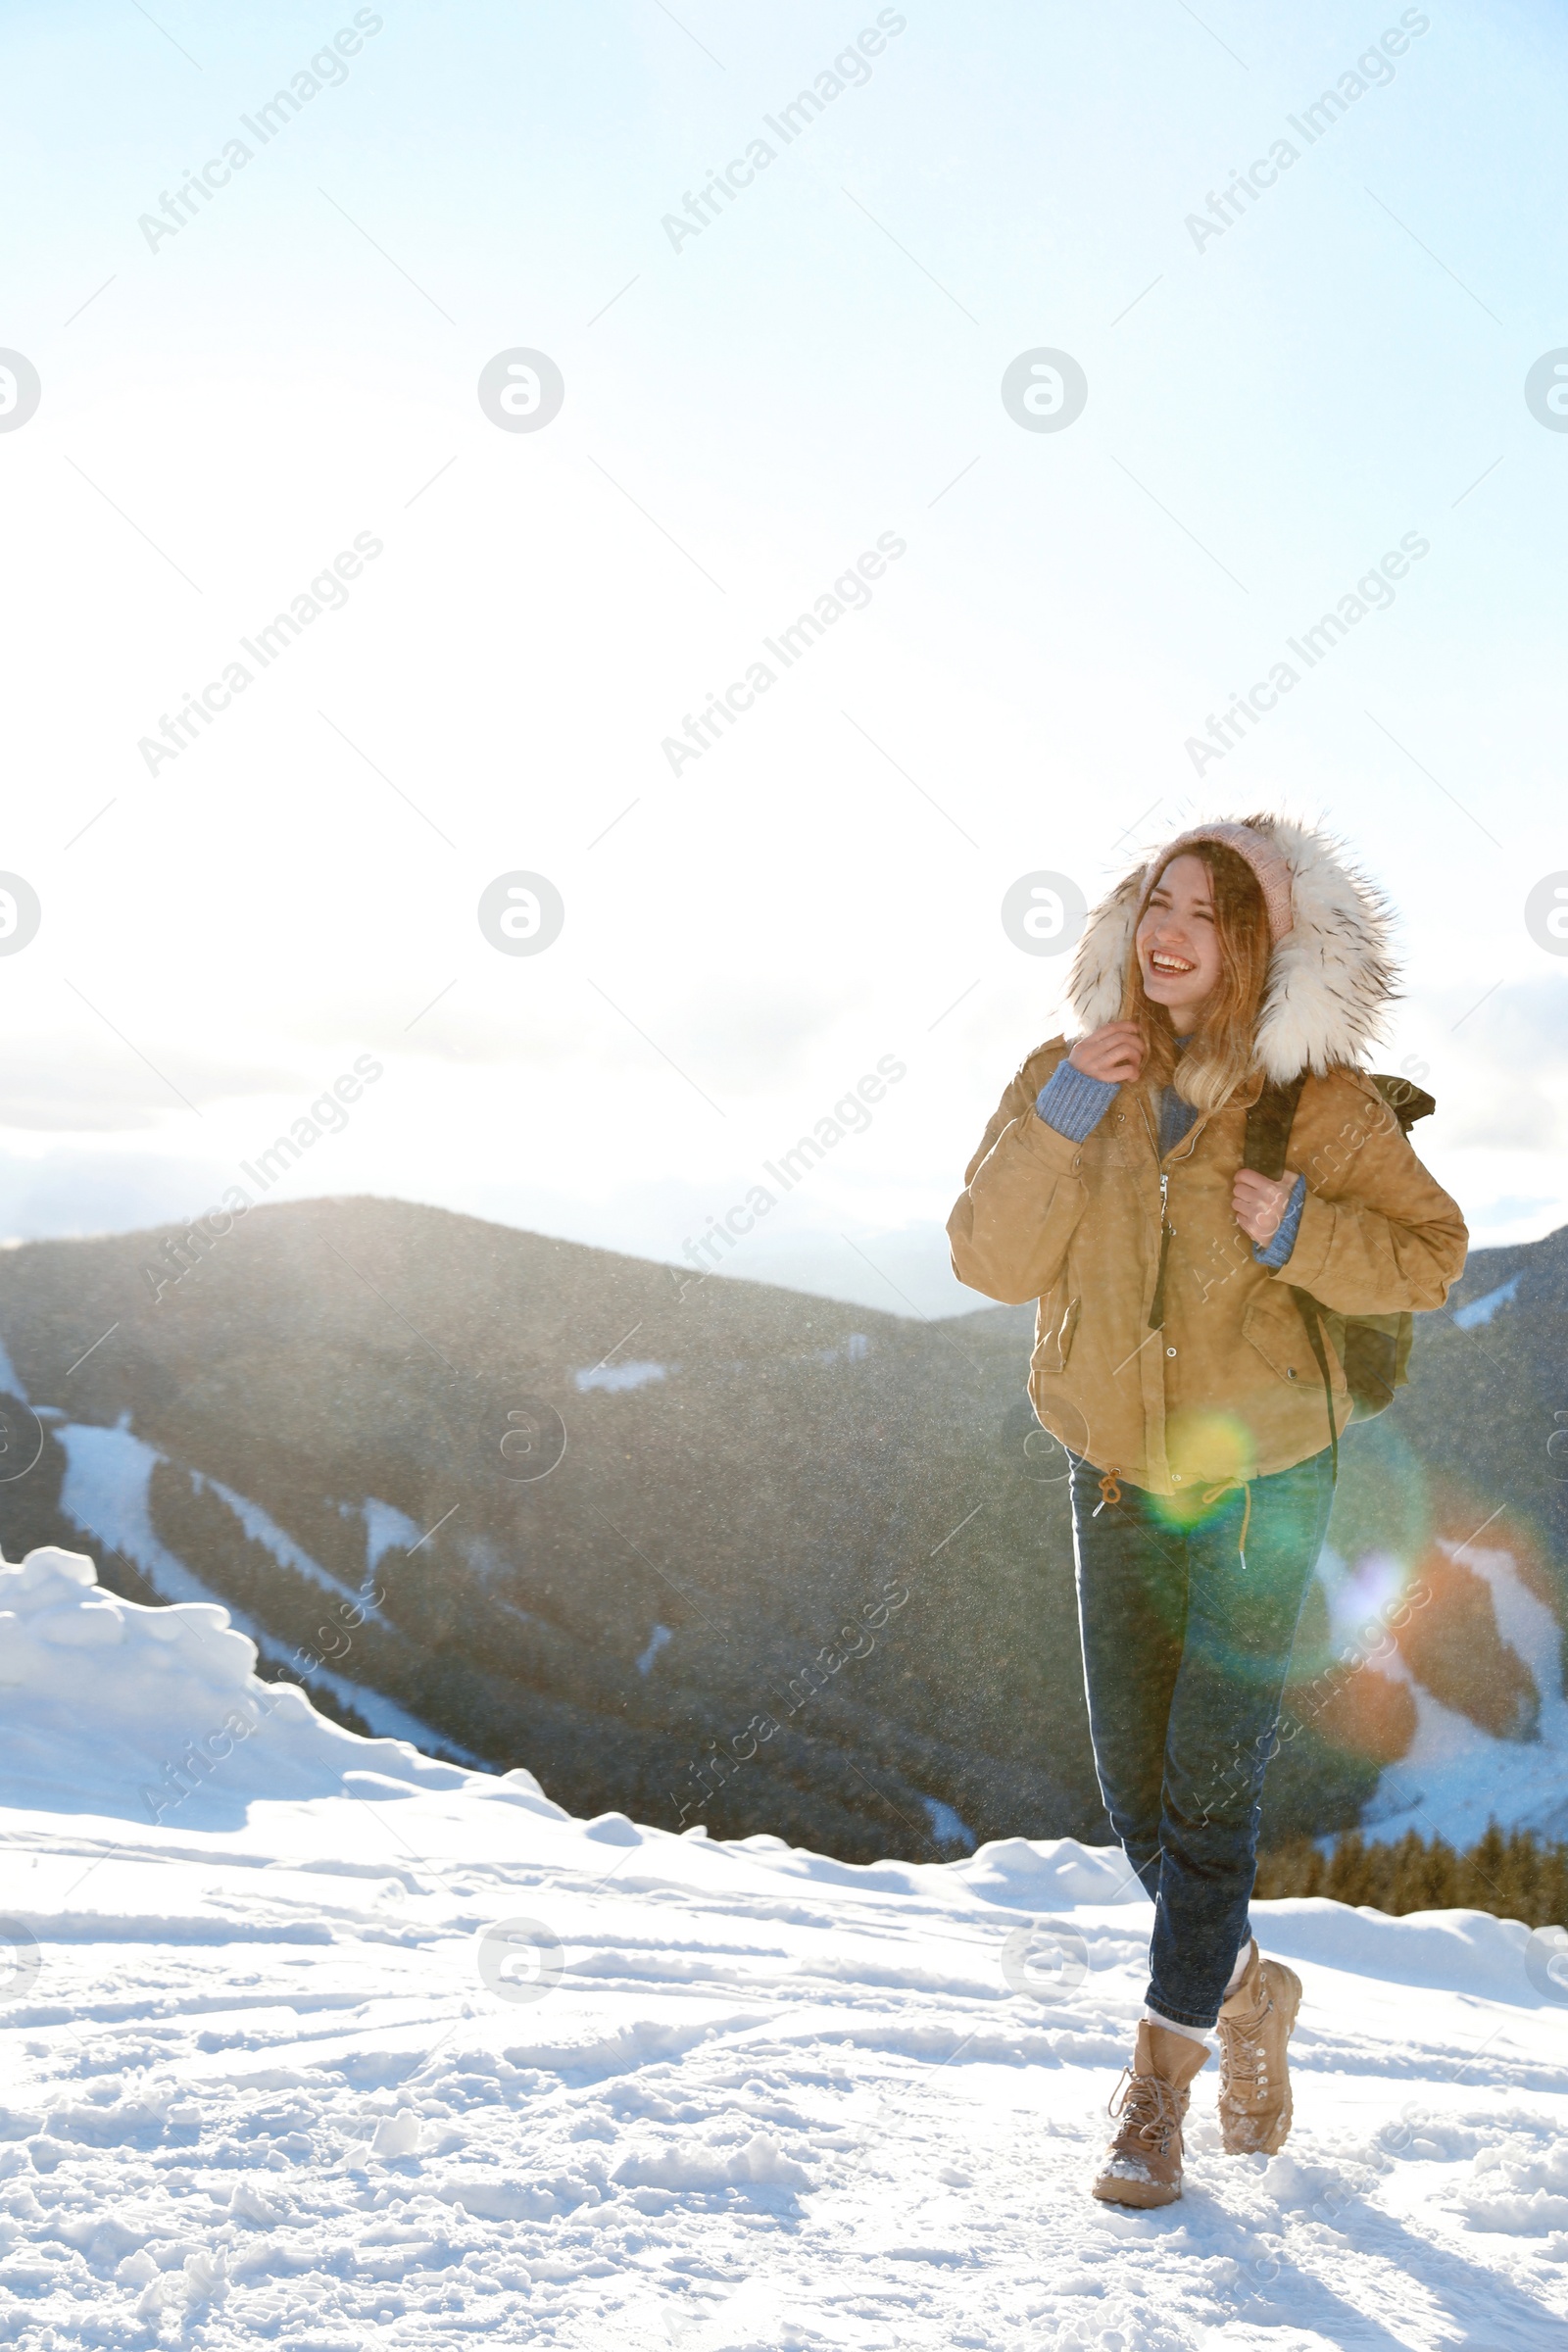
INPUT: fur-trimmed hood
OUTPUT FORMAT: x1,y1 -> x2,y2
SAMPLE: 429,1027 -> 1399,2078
1066,812 -> 1400,1083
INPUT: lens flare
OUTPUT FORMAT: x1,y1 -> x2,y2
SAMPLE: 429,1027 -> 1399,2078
1154,1410 -> 1257,1528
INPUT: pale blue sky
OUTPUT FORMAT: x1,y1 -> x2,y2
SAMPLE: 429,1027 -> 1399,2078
1,0 -> 1565,1311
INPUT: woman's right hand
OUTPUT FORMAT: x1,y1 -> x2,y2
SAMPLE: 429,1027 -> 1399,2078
1067,1021 -> 1146,1085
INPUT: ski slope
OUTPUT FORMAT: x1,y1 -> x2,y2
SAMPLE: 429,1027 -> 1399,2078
2,1544 -> 1567,2349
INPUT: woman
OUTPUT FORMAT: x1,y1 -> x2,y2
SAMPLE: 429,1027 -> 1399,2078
948,815 -> 1466,2207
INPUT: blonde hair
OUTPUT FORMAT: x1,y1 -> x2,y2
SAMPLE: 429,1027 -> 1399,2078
1118,841 -> 1273,1116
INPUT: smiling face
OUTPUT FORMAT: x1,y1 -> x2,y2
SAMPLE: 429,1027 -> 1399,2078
1134,853 -> 1224,1028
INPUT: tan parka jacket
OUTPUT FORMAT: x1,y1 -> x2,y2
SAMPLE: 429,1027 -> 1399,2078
948,818 -> 1468,1495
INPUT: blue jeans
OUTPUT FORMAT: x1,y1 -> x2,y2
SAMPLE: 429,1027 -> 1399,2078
1068,1449 -> 1336,2030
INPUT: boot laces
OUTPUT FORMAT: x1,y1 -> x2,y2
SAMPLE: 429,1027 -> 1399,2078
1219,1994 -> 1274,2093
1107,2066 -> 1181,2156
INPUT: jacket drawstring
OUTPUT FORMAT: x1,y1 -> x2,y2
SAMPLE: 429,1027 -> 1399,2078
1200,1477 -> 1252,1565
1093,1469 -> 1122,1517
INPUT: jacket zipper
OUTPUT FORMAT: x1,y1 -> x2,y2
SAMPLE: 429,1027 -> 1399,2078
1137,1098 -> 1174,1331
1149,1170 -> 1171,1331
1140,1095 -> 1207,1331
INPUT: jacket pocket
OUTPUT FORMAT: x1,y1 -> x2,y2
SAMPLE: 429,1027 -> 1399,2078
1243,1284 -> 1348,1397
1034,1292 -> 1082,1373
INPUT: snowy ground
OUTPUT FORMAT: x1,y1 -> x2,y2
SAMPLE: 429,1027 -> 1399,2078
4,1546 -> 1568,2349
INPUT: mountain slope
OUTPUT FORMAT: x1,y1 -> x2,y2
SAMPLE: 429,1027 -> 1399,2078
0,1198 -> 1563,1856
0,1199 -> 1103,1861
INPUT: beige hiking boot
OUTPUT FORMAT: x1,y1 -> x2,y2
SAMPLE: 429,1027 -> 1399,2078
1216,1937 -> 1302,2156
1091,2020 -> 1210,2207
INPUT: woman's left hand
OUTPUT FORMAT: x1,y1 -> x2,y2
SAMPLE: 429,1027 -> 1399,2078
1233,1168 -> 1297,1245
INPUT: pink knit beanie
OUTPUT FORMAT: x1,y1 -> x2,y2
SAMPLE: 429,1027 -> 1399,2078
1148,821 -> 1295,945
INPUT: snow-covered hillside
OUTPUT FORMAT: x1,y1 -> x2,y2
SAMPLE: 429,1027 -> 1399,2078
8,1207 -> 1568,1863
3,1544 -> 1568,2349
1316,1530 -> 1568,1849
45,1411 -> 472,1765
40,1399 -> 1568,1859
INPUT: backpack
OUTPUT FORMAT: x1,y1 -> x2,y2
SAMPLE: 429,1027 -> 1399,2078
1244,1070 -> 1436,1482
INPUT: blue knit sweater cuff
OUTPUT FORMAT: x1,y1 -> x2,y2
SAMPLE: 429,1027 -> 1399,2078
1253,1171 -> 1307,1267
1035,1059 -> 1119,1143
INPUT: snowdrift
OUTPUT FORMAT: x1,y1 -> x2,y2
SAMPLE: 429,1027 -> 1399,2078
0,1542 -> 526,1825
2,1544 -> 1567,2348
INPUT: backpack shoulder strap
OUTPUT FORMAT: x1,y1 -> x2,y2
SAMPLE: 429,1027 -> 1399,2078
1243,1070 -> 1340,1482
1243,1070 -> 1307,1180
1366,1072 -> 1436,1135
